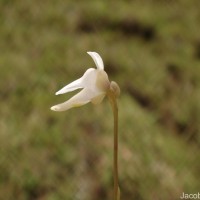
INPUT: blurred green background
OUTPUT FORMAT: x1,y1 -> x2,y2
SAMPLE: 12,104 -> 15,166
0,0 -> 200,200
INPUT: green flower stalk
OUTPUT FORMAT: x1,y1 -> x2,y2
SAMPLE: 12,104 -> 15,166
51,52 -> 120,200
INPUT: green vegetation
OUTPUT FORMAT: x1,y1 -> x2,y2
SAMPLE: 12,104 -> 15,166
0,0 -> 200,199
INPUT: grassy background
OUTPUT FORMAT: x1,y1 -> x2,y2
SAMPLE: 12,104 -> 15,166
0,0 -> 200,199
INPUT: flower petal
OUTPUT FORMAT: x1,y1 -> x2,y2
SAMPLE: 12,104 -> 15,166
51,88 -> 105,112
87,52 -> 104,70
91,93 -> 105,104
56,78 -> 83,95
55,68 -> 96,95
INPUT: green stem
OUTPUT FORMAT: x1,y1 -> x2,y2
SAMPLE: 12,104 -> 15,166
108,92 -> 119,200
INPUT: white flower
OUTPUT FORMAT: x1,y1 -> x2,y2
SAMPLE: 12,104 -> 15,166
51,52 -> 111,111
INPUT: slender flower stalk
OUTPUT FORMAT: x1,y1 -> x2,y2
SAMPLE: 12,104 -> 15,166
107,82 -> 120,200
51,52 -> 120,200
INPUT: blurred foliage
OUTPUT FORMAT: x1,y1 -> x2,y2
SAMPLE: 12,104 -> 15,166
0,0 -> 200,200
